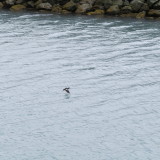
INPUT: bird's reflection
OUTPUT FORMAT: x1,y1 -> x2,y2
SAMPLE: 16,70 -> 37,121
64,93 -> 70,99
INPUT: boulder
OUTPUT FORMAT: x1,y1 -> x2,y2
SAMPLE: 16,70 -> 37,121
87,9 -> 104,15
120,13 -> 138,17
104,0 -> 113,9
16,0 -> 25,4
52,4 -> 62,12
27,1 -> 34,8
147,0 -> 158,7
140,3 -> 149,11
92,4 -> 104,10
153,1 -> 160,9
79,0 -> 95,5
35,0 -> 42,6
61,9 -> 71,13
36,2 -> 52,10
106,5 -> 120,15
75,3 -> 92,13
112,0 -> 123,7
136,11 -> 146,18
123,0 -> 129,6
121,6 -> 132,13
10,4 -> 26,11
6,0 -> 16,5
148,9 -> 160,16
54,0 -> 70,5
0,2 -> 4,8
63,0 -> 77,11
130,0 -> 145,12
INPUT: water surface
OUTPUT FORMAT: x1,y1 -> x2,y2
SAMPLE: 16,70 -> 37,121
0,10 -> 160,160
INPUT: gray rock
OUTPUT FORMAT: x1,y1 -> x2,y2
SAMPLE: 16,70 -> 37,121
153,1 -> 160,9
112,0 -> 123,7
121,5 -> 132,13
140,3 -> 149,11
6,0 -> 16,5
75,3 -> 92,13
136,11 -> 146,18
123,0 -> 130,6
130,0 -> 145,12
106,5 -> 120,14
0,2 -> 4,8
79,0 -> 95,5
104,0 -> 113,9
27,1 -> 34,7
54,0 -> 70,5
63,0 -> 77,11
36,2 -> 52,10
147,0 -> 159,7
148,9 -> 160,16
16,0 -> 25,4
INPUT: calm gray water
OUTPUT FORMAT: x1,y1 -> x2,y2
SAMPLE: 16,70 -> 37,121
0,10 -> 160,160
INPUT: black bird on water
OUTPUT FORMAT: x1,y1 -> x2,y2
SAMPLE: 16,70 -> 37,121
63,87 -> 70,94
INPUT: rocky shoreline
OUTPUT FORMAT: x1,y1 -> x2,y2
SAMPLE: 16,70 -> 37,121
1,0 -> 160,19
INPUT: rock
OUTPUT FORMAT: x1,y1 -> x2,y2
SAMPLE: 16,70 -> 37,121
140,3 -> 149,11
63,0 -> 77,11
35,0 -> 42,6
79,0 -> 95,5
120,13 -> 138,18
104,0 -> 113,9
148,9 -> 160,16
106,5 -> 120,15
92,4 -> 104,10
0,2 -> 4,8
61,9 -> 71,13
147,0 -> 158,7
55,0 -> 70,5
130,0 -> 145,12
136,11 -> 146,18
52,4 -> 62,12
121,6 -> 132,13
6,0 -> 16,6
112,0 -> 123,7
27,1 -> 34,8
16,0 -> 24,4
36,2 -> 52,10
87,9 -> 104,15
123,0 -> 129,6
75,3 -> 92,13
153,1 -> 160,9
10,4 -> 26,11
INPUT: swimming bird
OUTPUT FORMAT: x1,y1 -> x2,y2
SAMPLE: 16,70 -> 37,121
63,87 -> 70,94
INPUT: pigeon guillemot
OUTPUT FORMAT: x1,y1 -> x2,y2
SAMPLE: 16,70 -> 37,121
63,87 -> 70,94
